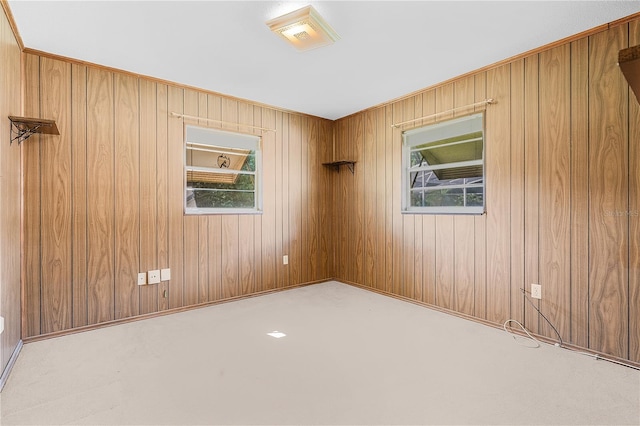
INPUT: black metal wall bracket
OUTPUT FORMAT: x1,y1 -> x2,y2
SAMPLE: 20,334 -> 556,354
322,160 -> 356,175
8,116 -> 59,145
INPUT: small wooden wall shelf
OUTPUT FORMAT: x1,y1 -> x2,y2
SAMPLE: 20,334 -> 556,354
619,45 -> 640,105
322,160 -> 356,174
8,116 -> 59,145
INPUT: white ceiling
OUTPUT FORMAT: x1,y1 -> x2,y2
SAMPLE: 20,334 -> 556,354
8,1 -> 640,120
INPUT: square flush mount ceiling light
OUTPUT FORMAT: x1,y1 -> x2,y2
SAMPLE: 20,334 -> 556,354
266,5 -> 340,52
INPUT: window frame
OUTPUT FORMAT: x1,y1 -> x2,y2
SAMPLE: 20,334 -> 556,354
401,112 -> 485,215
184,124 -> 263,215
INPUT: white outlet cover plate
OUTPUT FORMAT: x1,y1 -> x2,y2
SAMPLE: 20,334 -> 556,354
531,284 -> 542,299
137,272 -> 146,286
0,316 -> 4,334
283,255 -> 289,265
161,268 -> 171,281
148,270 -> 161,284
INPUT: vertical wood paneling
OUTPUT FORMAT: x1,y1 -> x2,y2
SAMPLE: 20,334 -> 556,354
319,120 -> 332,278
485,64 -> 511,324
336,119 -> 348,282
280,112 -> 290,288
299,115 -> 309,285
274,111 -> 286,288
167,85 -> 184,309
435,216 -> 454,309
412,94 -> 424,301
207,94 -> 223,301
629,20 -> 640,363
86,68 -> 115,324
253,107 -> 264,291
353,114 -> 365,286
509,60 -> 526,324
473,72 -> 488,319
569,37 -> 590,348
23,54 -> 41,337
374,107 -> 386,291
198,93 -> 210,303
221,98 -> 240,297
71,63 -> 88,327
261,107 -> 277,290
238,101 -> 255,295
222,214 -> 240,298
588,25 -> 629,359
114,73 -> 140,320
1,9 -> 22,370
539,46 -> 571,340
156,84 -> 170,311
434,84 -> 454,309
401,98 -> 415,299
421,90 -> 437,306
391,103 -> 402,294
384,106 -> 394,291
139,79 -> 158,315
182,89 -> 199,307
364,109 -> 376,288
453,76 -> 476,316
306,116 -> 318,282
288,114 -> 302,285
523,56 -> 540,333
23,54 -> 333,340
40,57 -> 72,333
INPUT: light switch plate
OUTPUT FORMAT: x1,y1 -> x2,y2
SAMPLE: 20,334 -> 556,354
161,268 -> 171,281
283,255 -> 289,265
148,270 -> 161,284
0,316 -> 4,334
137,272 -> 147,286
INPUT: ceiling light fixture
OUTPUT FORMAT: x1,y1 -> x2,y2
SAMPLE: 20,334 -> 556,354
266,5 -> 340,52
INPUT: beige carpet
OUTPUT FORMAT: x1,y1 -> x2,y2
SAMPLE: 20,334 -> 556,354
1,281 -> 638,425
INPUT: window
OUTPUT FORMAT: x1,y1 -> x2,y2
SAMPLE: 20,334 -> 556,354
185,125 -> 261,214
402,112 -> 484,214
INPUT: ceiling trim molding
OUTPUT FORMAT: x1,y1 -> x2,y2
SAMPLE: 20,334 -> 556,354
1,0 -> 24,50
337,10 -> 640,121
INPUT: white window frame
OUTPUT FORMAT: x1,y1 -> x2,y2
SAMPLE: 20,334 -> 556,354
401,112 -> 485,215
184,125 -> 262,215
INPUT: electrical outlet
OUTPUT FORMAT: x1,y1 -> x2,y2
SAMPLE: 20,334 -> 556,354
161,268 -> 171,281
137,272 -> 147,286
283,255 -> 289,265
531,283 -> 542,299
0,316 -> 4,334
148,270 -> 161,284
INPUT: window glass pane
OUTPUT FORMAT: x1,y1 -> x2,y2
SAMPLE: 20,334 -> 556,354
185,125 -> 261,213
402,112 -> 484,214
187,188 -> 256,209
466,186 -> 484,207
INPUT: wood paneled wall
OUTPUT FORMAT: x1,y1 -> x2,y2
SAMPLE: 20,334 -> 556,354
22,53 -> 334,338
333,18 -> 640,363
0,3 -> 22,376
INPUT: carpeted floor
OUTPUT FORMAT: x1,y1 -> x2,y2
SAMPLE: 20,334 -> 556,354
1,281 -> 638,425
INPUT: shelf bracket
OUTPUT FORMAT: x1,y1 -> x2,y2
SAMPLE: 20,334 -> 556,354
322,160 -> 356,175
8,116 -> 59,145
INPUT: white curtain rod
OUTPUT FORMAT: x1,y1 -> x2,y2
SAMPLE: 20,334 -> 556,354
391,99 -> 495,128
170,112 -> 276,132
